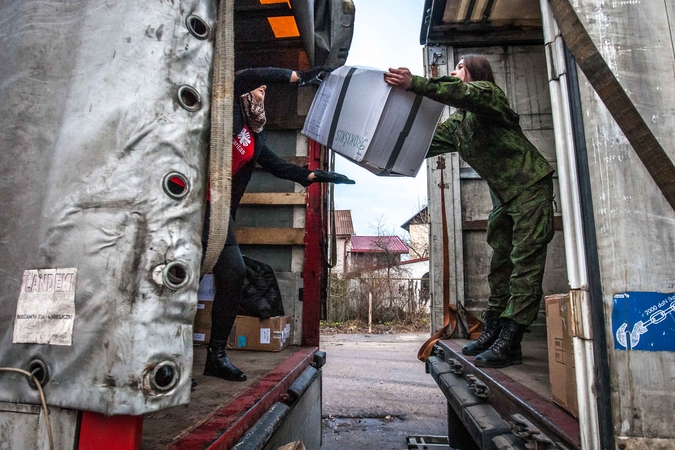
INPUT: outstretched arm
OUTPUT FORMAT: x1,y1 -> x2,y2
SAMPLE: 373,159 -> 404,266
257,145 -> 355,185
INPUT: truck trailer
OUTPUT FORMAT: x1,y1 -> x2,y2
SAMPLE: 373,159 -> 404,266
419,0 -> 675,449
0,1 -> 354,449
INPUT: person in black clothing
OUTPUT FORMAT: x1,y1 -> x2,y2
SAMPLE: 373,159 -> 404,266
204,67 -> 355,382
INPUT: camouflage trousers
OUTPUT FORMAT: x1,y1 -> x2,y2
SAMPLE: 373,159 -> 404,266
486,174 -> 555,326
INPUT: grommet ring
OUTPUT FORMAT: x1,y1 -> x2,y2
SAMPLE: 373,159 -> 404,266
163,172 -> 190,200
162,261 -> 191,290
177,85 -> 202,112
150,361 -> 179,392
186,15 -> 210,40
27,359 -> 49,390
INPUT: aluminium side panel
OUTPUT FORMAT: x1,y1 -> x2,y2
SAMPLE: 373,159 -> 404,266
570,0 -> 675,444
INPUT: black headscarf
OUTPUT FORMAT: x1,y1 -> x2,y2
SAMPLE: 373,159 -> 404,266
233,67 -> 294,134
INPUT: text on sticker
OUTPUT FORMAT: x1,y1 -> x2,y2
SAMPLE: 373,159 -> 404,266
21,272 -> 75,293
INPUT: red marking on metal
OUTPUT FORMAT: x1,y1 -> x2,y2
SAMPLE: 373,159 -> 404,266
302,139 -> 326,347
78,413 -> 143,450
170,347 -> 317,450
438,340 -> 581,448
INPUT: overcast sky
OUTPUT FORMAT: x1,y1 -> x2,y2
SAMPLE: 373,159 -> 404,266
332,0 -> 429,237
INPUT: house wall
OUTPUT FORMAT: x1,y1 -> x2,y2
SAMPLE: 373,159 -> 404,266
408,223 -> 429,259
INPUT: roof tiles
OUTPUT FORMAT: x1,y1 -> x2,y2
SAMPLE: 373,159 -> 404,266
350,236 -> 409,254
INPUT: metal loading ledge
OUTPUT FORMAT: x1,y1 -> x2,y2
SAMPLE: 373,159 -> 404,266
427,340 -> 580,450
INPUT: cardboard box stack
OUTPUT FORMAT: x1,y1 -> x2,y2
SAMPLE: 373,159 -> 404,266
193,275 -> 292,352
302,66 -> 445,177
193,274 -> 215,344
545,293 -> 579,417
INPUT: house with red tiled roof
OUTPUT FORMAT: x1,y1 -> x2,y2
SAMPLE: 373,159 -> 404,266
346,235 -> 409,272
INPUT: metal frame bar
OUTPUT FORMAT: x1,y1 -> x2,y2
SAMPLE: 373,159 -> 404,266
434,340 -> 581,449
169,347 -> 317,449
302,139 -> 326,347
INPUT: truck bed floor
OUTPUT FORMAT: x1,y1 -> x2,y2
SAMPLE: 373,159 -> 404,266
433,334 -> 580,449
142,345 -> 305,449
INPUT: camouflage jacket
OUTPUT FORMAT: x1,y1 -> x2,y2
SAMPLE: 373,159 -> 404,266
408,75 -> 554,203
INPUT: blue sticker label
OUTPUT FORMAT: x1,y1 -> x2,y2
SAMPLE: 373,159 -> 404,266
237,335 -> 247,348
612,292 -> 675,351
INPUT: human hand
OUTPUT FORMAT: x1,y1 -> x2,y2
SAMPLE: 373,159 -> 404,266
384,67 -> 413,90
311,170 -> 356,184
297,66 -> 334,86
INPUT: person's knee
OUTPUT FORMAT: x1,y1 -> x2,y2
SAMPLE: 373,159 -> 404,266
213,247 -> 246,287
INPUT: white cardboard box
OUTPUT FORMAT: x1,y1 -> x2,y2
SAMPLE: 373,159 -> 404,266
302,66 -> 445,177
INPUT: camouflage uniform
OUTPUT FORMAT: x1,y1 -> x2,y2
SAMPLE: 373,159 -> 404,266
409,75 -> 555,326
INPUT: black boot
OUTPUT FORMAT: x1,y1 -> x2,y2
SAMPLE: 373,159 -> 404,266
474,319 -> 527,368
204,340 -> 247,381
462,310 -> 502,356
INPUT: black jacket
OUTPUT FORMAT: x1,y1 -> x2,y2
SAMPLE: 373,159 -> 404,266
231,107 -> 313,217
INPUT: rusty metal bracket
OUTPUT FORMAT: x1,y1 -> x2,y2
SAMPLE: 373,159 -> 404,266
509,413 -> 558,449
448,358 -> 464,375
466,374 -> 489,398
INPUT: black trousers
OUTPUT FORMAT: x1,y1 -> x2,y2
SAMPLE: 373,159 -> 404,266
202,205 -> 246,343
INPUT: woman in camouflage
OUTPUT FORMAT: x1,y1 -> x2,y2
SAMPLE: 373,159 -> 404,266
385,55 -> 555,368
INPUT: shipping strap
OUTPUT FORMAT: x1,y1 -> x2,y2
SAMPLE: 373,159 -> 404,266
418,157 -> 483,362
326,67 -> 358,148
201,0 -> 235,275
326,149 -> 337,268
383,94 -> 424,173
548,0 -> 675,212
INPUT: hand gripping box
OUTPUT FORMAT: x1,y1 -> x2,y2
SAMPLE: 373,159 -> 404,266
302,66 -> 445,177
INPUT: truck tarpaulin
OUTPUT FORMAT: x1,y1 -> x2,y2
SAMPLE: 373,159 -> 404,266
0,1 -> 215,415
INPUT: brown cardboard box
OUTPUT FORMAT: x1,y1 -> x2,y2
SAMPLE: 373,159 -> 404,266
193,301 -> 213,344
545,293 -> 578,417
193,275 -> 215,344
227,315 -> 292,352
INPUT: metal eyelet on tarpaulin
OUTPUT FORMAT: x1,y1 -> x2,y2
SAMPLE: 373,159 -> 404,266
0,1 -> 218,416
186,14 -> 211,40
177,85 -> 203,112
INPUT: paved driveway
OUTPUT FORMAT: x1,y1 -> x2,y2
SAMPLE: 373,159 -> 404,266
320,333 -> 447,449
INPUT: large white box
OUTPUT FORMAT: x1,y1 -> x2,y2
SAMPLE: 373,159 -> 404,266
302,66 -> 445,177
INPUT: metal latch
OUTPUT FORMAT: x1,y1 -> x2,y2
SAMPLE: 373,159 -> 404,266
509,414 -> 558,449
427,45 -> 447,65
448,358 -> 463,375
466,374 -> 489,398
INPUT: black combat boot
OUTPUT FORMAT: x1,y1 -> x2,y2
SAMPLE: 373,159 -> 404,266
474,319 -> 527,368
204,340 -> 247,381
462,309 -> 503,356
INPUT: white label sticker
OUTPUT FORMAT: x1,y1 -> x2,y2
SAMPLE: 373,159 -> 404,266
260,328 -> 271,344
197,274 -> 215,301
282,323 -> 291,344
193,333 -> 206,341
13,268 -> 77,346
